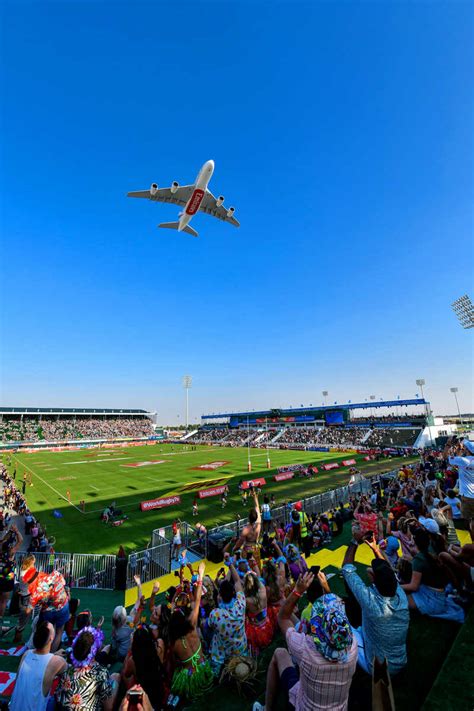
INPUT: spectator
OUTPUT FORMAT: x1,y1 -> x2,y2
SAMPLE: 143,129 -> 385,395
401,528 -> 464,622
9,621 -> 67,711
253,571 -> 357,711
444,489 -> 462,520
208,564 -> 247,675
342,530 -> 409,675
444,438 -> 474,523
169,562 -> 213,698
57,626 -> 119,710
21,555 -> 70,652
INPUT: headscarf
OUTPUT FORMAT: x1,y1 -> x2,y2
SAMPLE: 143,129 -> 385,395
284,544 -> 299,562
309,593 -> 353,663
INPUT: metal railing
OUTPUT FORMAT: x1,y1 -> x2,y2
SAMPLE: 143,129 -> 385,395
126,544 -> 170,589
70,553 -> 116,589
14,551 -> 116,590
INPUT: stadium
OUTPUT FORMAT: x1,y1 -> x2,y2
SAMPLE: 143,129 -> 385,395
0,398 -> 472,709
2,3 -> 473,711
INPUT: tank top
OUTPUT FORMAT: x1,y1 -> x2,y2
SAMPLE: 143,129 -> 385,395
9,650 -> 53,711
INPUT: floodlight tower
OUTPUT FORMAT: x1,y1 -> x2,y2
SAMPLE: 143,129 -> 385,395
449,387 -> 464,429
322,391 -> 328,406
451,295 -> 474,329
416,379 -> 434,447
183,375 -> 192,430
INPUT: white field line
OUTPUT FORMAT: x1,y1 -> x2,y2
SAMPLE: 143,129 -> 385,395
12,454 -> 83,513
86,499 -> 143,514
89,485 -> 100,491
63,457 -> 133,465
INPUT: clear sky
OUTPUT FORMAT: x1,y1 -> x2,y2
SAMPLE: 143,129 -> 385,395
1,1 -> 473,424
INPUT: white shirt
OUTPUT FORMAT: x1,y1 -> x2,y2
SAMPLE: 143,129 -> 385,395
10,650 -> 53,711
449,456 -> 474,498
445,495 -> 462,518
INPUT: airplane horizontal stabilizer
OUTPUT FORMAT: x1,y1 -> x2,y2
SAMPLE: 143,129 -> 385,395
158,222 -> 198,237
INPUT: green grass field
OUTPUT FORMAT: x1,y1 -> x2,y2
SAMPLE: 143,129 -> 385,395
5,444 -> 416,554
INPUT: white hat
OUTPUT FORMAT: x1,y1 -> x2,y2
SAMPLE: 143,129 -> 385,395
418,516 -> 440,534
463,439 -> 474,455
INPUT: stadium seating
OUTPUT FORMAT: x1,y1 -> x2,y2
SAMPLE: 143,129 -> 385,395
0,416 -> 154,443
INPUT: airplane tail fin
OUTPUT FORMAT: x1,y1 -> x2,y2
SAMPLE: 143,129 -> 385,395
158,221 -> 198,237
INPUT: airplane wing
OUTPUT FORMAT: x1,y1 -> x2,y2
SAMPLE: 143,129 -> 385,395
199,190 -> 240,227
127,185 -> 194,208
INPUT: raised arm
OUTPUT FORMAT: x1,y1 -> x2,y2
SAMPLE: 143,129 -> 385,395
278,572 -> 314,636
228,563 -> 243,594
189,562 -> 205,629
149,581 -> 160,611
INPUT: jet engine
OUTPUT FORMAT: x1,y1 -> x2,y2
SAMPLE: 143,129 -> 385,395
170,181 -> 179,194
226,206 -> 235,217
150,183 -> 158,196
216,196 -> 225,207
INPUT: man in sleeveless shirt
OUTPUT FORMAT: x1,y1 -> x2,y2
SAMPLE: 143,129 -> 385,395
10,621 -> 67,711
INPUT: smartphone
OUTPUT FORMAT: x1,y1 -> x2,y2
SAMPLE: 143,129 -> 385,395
127,689 -> 143,708
310,565 -> 320,576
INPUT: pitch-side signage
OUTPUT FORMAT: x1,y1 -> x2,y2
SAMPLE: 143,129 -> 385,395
242,477 -> 266,489
140,495 -> 181,512
198,485 -> 228,499
342,459 -> 357,466
322,463 -> 339,471
274,472 -> 294,482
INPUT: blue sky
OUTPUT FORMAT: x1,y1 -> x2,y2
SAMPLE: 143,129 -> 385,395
1,1 -> 472,423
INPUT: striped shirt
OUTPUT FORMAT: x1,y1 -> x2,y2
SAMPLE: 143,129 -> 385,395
286,628 -> 358,711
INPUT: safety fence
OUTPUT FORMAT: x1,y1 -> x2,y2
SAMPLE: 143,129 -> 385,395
13,469 -> 394,591
14,551 -> 117,590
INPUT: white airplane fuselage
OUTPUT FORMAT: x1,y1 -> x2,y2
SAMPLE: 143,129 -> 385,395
178,160 -> 215,232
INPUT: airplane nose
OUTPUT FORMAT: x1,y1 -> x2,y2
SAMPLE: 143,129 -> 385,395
207,160 -> 215,171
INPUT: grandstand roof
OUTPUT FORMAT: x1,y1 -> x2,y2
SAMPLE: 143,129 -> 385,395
202,398 -> 427,420
0,407 -> 156,416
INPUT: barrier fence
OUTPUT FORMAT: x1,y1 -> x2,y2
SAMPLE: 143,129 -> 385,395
13,470 -> 395,591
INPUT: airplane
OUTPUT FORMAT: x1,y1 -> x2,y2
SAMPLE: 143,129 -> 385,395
127,159 -> 240,237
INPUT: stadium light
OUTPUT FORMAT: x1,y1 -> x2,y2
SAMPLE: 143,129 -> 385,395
416,379 -> 434,447
449,387 -> 464,428
451,294 -> 474,329
183,375 -> 192,430
322,391 -> 328,406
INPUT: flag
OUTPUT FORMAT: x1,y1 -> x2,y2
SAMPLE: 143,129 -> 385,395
0,671 -> 16,696
0,646 -> 26,657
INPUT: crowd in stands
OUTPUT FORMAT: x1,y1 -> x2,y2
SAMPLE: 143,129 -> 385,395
365,427 -> 422,448
189,428 -> 228,443
188,424 -> 424,450
314,426 -> 369,447
0,437 -> 473,710
351,413 -> 426,424
0,417 -> 154,443
278,426 -> 321,444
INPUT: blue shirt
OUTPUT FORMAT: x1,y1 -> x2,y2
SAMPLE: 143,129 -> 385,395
342,564 -> 409,674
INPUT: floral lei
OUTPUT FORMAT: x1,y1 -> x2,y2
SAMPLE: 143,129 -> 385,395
70,626 -> 104,669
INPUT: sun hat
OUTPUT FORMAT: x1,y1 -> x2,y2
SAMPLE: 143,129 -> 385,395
309,593 -> 353,662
